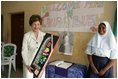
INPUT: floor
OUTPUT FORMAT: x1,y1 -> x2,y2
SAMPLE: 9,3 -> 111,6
1,65 -> 46,78
1,65 -> 23,78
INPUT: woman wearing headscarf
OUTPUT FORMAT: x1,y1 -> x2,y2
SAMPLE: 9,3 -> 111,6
86,21 -> 117,78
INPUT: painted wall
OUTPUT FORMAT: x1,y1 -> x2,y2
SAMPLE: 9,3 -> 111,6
1,1 -> 117,77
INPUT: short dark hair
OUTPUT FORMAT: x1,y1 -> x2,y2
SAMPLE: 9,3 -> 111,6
29,14 -> 42,26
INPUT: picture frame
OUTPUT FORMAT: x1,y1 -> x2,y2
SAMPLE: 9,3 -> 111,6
30,33 -> 60,77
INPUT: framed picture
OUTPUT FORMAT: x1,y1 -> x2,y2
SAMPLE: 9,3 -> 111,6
30,33 -> 60,77
58,32 -> 73,55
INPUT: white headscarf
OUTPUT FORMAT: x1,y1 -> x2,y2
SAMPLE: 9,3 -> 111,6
88,21 -> 117,50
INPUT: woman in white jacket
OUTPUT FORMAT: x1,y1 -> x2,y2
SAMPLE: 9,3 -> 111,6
21,14 -> 45,78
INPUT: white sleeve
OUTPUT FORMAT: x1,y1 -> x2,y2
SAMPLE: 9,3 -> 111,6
110,48 -> 117,59
21,34 -> 29,66
85,45 -> 92,55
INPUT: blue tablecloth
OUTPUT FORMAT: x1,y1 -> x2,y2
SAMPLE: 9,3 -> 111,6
45,63 -> 88,78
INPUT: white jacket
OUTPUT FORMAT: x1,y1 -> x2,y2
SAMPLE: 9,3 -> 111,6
21,30 -> 45,78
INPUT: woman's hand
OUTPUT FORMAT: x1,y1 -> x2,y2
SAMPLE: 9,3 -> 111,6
91,66 -> 99,74
99,69 -> 106,77
26,65 -> 33,73
88,55 -> 99,74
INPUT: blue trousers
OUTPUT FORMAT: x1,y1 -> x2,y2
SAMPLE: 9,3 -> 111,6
88,55 -> 113,78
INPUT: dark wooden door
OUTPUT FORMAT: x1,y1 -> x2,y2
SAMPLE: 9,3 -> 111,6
1,15 -> 3,41
11,13 -> 24,68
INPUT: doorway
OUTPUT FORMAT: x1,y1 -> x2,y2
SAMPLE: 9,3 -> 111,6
1,15 -> 3,41
11,13 -> 24,68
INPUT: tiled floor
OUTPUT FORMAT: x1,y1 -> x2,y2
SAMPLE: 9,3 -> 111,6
1,65 -> 23,78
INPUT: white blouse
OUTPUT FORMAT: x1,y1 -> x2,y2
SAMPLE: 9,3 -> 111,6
85,46 -> 117,59
21,31 -> 45,66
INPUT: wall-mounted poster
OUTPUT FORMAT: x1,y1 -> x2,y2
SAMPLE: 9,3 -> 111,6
58,32 -> 73,55
30,33 -> 60,78
40,1 -> 104,32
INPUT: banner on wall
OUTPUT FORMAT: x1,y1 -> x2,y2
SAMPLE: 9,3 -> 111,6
40,1 -> 104,32
30,33 -> 60,78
